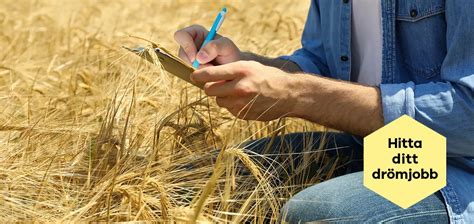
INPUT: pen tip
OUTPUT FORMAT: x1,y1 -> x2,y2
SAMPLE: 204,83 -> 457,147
222,7 -> 227,13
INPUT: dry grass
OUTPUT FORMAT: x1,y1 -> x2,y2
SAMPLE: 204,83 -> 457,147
0,0 -> 338,222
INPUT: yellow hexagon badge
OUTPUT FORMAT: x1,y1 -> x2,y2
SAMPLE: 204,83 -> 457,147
364,115 -> 446,209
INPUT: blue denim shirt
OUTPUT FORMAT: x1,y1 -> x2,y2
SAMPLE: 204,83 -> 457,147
280,0 -> 474,223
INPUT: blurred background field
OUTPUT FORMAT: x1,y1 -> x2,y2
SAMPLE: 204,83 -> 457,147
0,0 -> 332,222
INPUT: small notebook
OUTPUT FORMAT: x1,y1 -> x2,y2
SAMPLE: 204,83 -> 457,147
123,46 -> 204,89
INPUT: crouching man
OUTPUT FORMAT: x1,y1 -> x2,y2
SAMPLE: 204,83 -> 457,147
174,0 -> 474,223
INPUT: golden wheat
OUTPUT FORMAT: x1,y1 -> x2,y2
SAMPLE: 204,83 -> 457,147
0,0 -> 335,222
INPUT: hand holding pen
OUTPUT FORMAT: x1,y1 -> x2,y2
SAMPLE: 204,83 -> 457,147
174,7 -> 242,68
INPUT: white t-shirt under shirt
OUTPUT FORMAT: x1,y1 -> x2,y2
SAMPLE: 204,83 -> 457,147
351,0 -> 383,86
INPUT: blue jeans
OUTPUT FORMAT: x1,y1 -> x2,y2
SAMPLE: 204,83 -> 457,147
243,132 -> 449,223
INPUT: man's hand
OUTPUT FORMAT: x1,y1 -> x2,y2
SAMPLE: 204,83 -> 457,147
191,61 -> 297,121
174,25 -> 242,67
191,60 -> 384,136
178,28 -> 383,136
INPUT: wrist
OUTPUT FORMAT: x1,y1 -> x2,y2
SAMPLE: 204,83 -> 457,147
288,74 -> 325,120
240,52 -> 254,61
284,74 -> 310,118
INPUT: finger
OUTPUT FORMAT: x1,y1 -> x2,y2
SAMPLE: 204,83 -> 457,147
216,96 -> 253,119
174,30 -> 197,61
191,64 -> 238,83
204,80 -> 237,97
197,63 -> 214,69
196,37 -> 234,64
174,25 -> 207,61
215,96 -> 233,108
178,48 -> 191,64
225,98 -> 251,118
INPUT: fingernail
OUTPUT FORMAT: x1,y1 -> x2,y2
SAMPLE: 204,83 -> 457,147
197,51 -> 208,62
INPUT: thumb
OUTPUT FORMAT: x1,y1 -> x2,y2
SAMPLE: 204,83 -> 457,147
196,37 -> 236,64
196,40 -> 218,65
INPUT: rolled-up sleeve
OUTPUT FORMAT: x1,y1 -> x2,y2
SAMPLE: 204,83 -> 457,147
380,1 -> 474,157
280,49 -> 323,75
278,0 -> 329,76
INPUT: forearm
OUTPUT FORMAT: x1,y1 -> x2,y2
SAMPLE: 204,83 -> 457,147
288,74 -> 384,136
241,52 -> 302,73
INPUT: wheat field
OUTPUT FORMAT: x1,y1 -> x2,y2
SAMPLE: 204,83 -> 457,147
0,0 -> 336,222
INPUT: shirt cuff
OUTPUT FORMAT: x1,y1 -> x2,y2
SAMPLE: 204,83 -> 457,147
380,82 -> 416,124
279,55 -> 321,74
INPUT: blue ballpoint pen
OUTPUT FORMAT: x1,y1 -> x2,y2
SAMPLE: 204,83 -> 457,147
192,7 -> 227,69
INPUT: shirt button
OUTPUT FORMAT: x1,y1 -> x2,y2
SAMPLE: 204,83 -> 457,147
340,55 -> 349,62
343,0 -> 350,4
410,9 -> 418,18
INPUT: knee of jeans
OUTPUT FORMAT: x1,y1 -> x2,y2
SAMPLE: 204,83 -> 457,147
279,199 -> 297,223
279,197 -> 325,223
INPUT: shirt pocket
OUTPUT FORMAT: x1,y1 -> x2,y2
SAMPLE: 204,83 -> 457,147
396,0 -> 447,81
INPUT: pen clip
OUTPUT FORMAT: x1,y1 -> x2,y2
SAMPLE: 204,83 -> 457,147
215,8 -> 227,31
